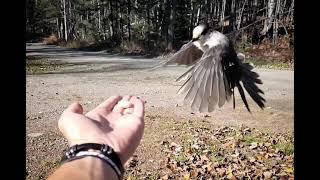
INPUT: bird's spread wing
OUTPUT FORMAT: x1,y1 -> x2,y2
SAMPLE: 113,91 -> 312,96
149,41 -> 203,70
177,46 -> 232,112
167,41 -> 204,65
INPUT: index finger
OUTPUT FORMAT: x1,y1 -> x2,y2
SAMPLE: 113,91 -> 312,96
96,95 -> 122,111
86,95 -> 122,119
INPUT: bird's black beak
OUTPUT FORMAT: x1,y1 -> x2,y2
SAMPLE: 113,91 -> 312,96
192,38 -> 198,42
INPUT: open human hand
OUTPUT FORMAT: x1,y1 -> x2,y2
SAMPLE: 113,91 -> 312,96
58,95 -> 145,165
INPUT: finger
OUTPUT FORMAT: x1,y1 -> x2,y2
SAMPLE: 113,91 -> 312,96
131,96 -> 145,119
113,95 -> 133,114
85,95 -> 122,120
59,102 -> 83,133
64,102 -> 83,114
95,95 -> 122,111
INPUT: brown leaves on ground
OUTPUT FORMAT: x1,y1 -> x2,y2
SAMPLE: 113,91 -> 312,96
125,123 -> 293,180
42,34 -> 64,46
244,36 -> 294,69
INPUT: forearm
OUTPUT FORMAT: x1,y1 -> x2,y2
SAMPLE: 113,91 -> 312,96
47,156 -> 118,180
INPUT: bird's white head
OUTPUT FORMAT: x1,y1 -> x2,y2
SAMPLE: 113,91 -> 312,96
192,24 -> 208,41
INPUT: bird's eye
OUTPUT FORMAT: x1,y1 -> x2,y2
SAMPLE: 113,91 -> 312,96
201,28 -> 208,35
192,37 -> 199,42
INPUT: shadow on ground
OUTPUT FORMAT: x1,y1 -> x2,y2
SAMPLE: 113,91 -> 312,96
26,57 -> 158,75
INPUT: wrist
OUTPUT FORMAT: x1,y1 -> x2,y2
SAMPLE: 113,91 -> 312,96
68,139 -> 126,164
61,143 -> 125,179
57,156 -> 119,180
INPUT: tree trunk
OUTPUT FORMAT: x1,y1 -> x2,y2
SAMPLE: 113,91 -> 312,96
273,0 -> 281,44
103,6 -> 107,40
161,0 -> 167,39
167,0 -> 175,51
287,0 -> 294,24
56,18 -> 60,38
68,0 -> 72,39
220,0 -> 226,31
261,0 -> 275,35
196,4 -> 201,25
98,0 -> 101,33
127,0 -> 131,41
190,1 -> 194,37
114,1 -> 120,40
80,15 -> 85,39
231,0 -> 236,31
110,0 -> 114,38
237,0 -> 247,30
119,1 -> 124,41
205,0 -> 209,22
63,0 -> 68,41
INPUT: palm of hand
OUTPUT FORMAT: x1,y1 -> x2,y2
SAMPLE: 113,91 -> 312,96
58,96 -> 145,164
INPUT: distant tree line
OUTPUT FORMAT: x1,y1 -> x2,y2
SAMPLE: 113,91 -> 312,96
26,0 -> 294,51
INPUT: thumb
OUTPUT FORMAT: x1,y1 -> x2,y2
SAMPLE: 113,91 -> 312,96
65,102 -> 83,114
58,102 -> 83,133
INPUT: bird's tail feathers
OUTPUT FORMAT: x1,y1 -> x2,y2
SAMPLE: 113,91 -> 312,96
239,62 -> 266,110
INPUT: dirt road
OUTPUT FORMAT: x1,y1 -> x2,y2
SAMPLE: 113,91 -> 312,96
26,43 -> 293,179
26,43 -> 293,133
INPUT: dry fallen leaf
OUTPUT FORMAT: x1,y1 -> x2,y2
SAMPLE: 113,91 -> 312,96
190,169 -> 198,177
249,157 -> 256,163
249,142 -> 258,149
170,142 -> 179,148
183,173 -> 190,180
284,167 -> 294,174
216,168 -> 226,176
200,155 -> 209,162
263,171 -> 273,179
161,175 -> 169,180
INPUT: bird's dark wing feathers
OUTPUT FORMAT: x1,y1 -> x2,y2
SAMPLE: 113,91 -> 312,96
223,45 -> 266,112
239,63 -> 266,110
177,48 -> 231,112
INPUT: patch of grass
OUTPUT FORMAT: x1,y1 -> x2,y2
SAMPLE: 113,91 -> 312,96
208,144 -> 218,154
146,114 -> 163,120
26,56 -> 97,74
208,144 -> 224,163
242,135 -> 262,145
181,134 -> 193,150
210,154 -> 224,164
190,120 -> 211,130
147,172 -> 161,180
181,133 -> 193,141
157,117 -> 211,131
175,154 -> 188,164
159,120 -> 185,130
26,57 -> 69,74
126,175 -> 139,180
247,58 -> 291,70
274,141 -> 294,155
126,172 -> 161,180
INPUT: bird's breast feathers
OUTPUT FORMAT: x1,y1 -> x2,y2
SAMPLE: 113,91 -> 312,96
203,31 -> 228,49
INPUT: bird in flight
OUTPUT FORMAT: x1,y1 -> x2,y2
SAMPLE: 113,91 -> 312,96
153,24 -> 265,113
